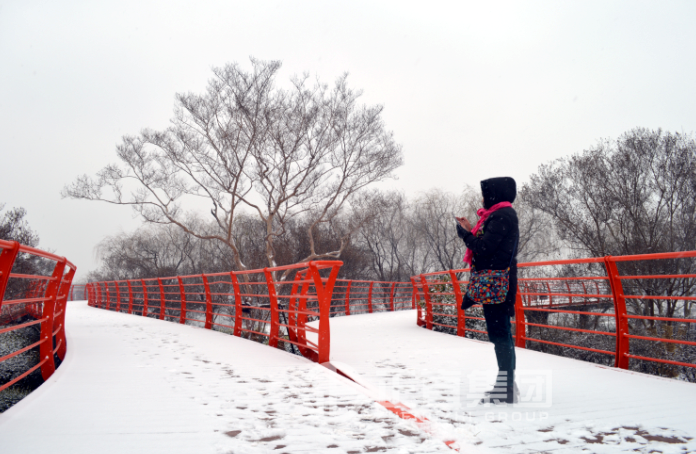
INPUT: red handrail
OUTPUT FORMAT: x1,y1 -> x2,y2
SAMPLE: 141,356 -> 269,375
87,261 -> 342,363
411,251 -> 696,372
82,249 -> 695,377
0,240 -> 76,393
329,279 -> 414,317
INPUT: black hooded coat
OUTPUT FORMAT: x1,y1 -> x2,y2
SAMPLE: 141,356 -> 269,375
457,177 -> 519,312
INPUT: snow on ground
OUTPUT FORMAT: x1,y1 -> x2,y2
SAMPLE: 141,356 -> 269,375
1,303 -> 695,453
324,310 -> 696,453
0,302 -> 450,454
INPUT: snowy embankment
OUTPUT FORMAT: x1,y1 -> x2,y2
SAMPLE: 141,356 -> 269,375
0,301 -> 450,454
324,310 -> 696,453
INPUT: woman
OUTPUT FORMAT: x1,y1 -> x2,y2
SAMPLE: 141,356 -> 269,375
456,177 -> 519,404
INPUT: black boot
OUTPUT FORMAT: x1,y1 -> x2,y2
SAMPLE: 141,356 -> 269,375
480,374 -> 517,404
479,387 -> 515,404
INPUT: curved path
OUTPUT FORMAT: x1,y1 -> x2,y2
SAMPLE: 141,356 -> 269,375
1,302 -> 695,453
0,302 -> 449,454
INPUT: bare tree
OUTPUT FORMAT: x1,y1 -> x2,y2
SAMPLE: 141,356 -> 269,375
353,190 -> 414,281
411,188 -> 478,273
0,205 -> 39,248
87,223 -> 203,281
522,128 -> 696,378
63,58 -> 402,274
514,195 -> 564,263
522,128 -> 696,260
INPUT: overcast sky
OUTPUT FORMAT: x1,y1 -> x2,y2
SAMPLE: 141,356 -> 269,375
1,0 -> 695,280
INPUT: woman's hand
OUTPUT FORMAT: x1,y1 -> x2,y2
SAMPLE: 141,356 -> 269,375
456,216 -> 472,232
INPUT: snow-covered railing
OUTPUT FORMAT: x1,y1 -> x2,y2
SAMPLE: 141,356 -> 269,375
329,279 -> 415,316
0,240 -> 76,392
86,261 -> 342,363
413,251 -> 696,373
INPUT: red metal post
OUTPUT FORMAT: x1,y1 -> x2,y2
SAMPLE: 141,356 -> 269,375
419,275 -> 433,330
581,281 -> 588,303
105,283 -> 112,311
411,282 -> 416,309
308,262 -> 341,364
115,281 -> 122,312
389,282 -> 396,311
448,270 -> 465,337
565,281 -> 572,306
546,281 -> 553,306
141,279 -> 149,316
95,283 -> 101,308
39,258 -> 66,380
514,286 -> 527,348
286,275 -> 301,346
157,278 -> 166,320
54,264 -> 75,361
344,280 -> 352,316
202,274 -> 213,329
264,268 -> 280,348
368,281 -> 374,313
177,277 -> 186,324
230,272 -> 243,337
127,281 -> 134,314
292,271 -> 312,358
411,277 -> 424,326
604,256 -> 630,369
0,241 -> 20,313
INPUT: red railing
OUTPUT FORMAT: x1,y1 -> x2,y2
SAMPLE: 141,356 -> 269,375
0,240 -> 76,392
86,261 -> 342,363
329,279 -> 415,316
68,284 -> 87,301
412,251 -> 696,372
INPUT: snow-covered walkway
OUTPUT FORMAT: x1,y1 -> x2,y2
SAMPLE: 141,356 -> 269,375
0,302 -> 450,454
0,302 -> 695,453
328,311 -> 696,453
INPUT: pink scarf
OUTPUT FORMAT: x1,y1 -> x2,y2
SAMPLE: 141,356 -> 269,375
463,201 -> 513,265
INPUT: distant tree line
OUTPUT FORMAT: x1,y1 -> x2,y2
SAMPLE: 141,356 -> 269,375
83,183 -> 555,283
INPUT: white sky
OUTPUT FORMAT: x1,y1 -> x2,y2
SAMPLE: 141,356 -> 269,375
1,0 -> 695,280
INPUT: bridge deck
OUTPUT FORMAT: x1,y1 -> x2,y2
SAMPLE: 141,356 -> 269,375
327,311 -> 696,453
1,302 -> 694,453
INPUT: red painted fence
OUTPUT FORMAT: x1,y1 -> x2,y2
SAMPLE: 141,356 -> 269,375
413,251 -> 696,373
0,240 -> 76,392
82,250 -> 696,377
86,261 -> 342,363
68,284 -> 87,302
330,279 -> 415,316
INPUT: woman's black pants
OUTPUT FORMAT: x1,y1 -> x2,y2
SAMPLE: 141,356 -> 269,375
483,303 -> 516,398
